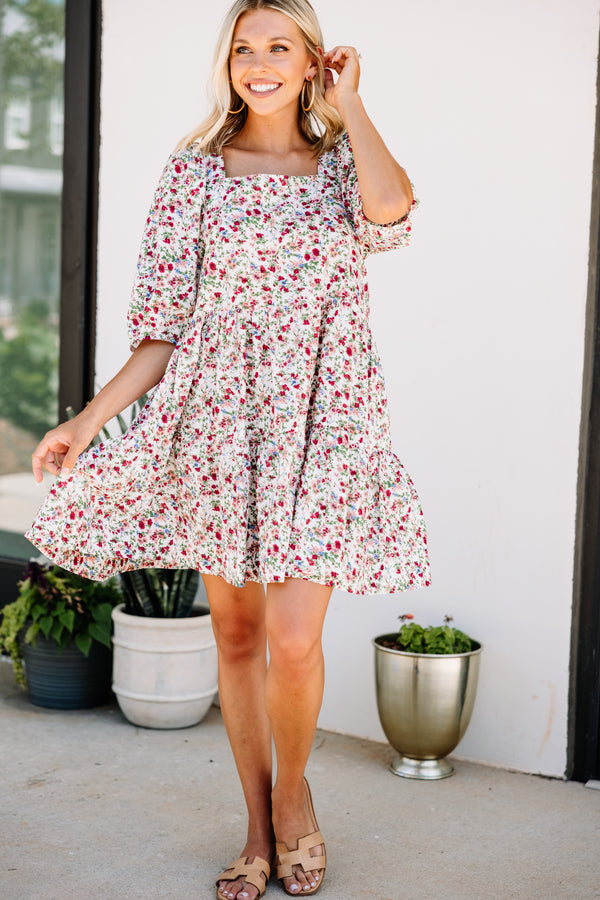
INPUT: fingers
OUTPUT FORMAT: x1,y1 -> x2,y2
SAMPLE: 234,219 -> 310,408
322,45 -> 360,103
31,413 -> 99,483
59,443 -> 86,479
322,45 -> 360,71
31,431 -> 86,483
32,435 -> 68,484
32,450 -> 55,484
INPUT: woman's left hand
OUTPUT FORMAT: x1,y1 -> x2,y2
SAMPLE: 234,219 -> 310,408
322,46 -> 361,113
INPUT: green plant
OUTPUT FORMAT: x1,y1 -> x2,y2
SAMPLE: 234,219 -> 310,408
388,614 -> 474,655
1,1 -> 64,109
119,568 -> 200,618
0,300 -> 58,436
0,560 -> 122,688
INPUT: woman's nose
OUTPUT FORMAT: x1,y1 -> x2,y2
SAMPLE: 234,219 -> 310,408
250,50 -> 268,70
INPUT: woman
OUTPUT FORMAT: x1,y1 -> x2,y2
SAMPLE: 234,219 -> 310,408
27,1 -> 430,897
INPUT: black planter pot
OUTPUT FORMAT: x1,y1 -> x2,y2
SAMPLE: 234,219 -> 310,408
22,635 -> 112,710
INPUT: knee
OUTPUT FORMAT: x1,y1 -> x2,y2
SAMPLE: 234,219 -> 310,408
211,607 -> 266,663
267,627 -> 323,674
203,577 -> 266,663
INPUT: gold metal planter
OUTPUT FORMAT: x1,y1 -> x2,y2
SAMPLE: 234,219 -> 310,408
373,634 -> 482,779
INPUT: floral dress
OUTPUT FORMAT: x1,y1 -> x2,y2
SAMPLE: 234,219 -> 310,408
26,132 -> 431,595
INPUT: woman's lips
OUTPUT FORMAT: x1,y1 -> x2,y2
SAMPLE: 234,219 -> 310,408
246,82 -> 282,96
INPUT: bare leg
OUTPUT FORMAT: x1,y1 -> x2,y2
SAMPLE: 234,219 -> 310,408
203,574 -> 273,900
266,578 -> 332,894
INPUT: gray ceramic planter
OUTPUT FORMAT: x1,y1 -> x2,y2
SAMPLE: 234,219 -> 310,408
23,634 -> 112,709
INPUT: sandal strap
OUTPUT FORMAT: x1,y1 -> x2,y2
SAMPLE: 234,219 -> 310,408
216,855 -> 271,894
275,831 -> 326,880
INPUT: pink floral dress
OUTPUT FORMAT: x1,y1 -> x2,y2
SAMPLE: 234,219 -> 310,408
26,133 -> 431,595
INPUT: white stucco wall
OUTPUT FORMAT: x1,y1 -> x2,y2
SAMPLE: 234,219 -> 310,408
96,0 -> 599,776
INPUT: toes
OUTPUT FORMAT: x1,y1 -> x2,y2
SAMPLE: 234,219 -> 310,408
300,864 -> 319,890
294,867 -> 310,891
306,870 -> 319,890
218,879 -> 258,900
283,868 -> 305,894
283,865 -> 319,894
237,885 -> 258,900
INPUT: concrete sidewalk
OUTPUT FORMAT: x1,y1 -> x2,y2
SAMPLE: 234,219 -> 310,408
1,656 -> 599,900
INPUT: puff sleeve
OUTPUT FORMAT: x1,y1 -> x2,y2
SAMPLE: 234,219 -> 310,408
127,146 -> 207,352
334,131 -> 417,256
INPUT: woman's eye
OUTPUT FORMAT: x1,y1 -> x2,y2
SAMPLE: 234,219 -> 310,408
232,44 -> 287,55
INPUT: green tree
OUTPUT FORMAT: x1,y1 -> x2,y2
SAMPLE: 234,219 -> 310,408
1,0 -> 64,105
0,300 -> 58,435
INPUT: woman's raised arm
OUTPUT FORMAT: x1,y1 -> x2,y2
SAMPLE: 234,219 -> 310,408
323,45 -> 413,224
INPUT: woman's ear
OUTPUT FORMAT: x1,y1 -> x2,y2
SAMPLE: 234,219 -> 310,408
306,48 -> 321,80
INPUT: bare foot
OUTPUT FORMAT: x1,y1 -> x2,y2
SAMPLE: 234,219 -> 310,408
217,840 -> 273,900
272,780 -> 325,895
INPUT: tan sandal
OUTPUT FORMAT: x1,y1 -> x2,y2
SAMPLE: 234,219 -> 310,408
215,855 -> 271,900
275,778 -> 326,896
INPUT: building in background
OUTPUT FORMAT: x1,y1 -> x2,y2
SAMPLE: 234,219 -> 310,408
0,0 -> 64,475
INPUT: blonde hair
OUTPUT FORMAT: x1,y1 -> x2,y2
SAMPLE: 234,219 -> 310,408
176,0 -> 344,156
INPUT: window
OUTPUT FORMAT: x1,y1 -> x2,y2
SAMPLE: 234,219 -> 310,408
4,81 -> 31,150
0,1 -> 65,541
49,92 -> 64,156
0,0 -> 100,592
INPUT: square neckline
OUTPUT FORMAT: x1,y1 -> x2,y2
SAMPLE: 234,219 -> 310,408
215,146 -> 332,181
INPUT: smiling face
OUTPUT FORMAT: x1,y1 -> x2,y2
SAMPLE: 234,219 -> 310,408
229,8 -> 318,116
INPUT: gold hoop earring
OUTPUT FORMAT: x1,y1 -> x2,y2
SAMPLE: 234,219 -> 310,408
301,79 -> 315,113
228,97 -> 246,114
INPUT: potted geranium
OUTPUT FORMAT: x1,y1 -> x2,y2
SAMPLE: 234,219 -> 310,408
372,615 -> 483,780
111,568 -> 218,730
0,560 -> 122,709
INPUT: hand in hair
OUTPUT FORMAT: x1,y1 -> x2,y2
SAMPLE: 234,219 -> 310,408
322,45 -> 361,113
